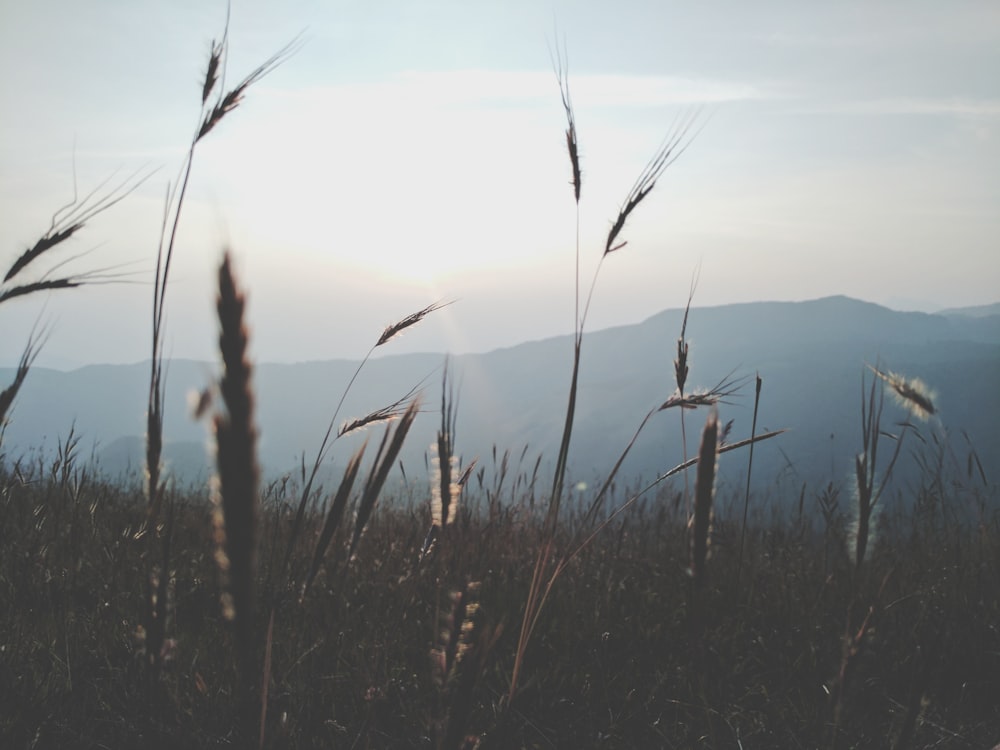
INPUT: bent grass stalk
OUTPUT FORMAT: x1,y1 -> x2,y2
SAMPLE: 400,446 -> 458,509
868,364 -> 936,421
348,397 -> 421,560
3,166 -> 152,288
282,301 -> 449,577
577,369 -> 749,533
0,322 -> 48,429
1,169 -> 150,432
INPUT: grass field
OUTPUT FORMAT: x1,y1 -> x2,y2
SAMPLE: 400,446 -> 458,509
0,449 -> 997,748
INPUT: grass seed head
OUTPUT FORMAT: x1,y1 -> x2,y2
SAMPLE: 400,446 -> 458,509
211,252 -> 259,674
690,409 -> 719,587
552,43 -> 581,204
869,365 -> 936,421
376,300 -> 452,347
201,37 -> 224,105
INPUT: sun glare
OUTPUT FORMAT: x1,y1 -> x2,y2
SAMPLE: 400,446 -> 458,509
191,76 -> 590,289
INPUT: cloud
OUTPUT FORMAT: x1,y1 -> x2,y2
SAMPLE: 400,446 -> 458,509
792,97 -> 1000,118
268,69 -> 768,112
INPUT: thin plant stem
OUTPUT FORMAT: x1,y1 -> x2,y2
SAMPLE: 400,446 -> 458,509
737,373 -> 763,589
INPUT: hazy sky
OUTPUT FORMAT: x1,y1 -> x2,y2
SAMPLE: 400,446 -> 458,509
2,0 -> 998,368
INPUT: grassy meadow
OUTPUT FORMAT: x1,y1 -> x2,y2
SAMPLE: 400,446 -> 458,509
0,441 -> 997,749
2,25 -> 998,750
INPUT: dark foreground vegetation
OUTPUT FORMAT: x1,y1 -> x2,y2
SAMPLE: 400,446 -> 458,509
0,450 -> 997,749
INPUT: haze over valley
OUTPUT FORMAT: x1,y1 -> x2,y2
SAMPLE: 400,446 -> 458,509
5,296 -> 997,514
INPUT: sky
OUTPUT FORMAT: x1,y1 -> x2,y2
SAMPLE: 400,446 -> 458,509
1,0 -> 998,368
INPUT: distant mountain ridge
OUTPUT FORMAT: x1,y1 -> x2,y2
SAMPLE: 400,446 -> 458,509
3,296 -> 998,509
937,301 -> 1000,319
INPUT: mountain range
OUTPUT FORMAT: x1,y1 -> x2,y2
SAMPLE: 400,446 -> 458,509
3,296 -> 998,512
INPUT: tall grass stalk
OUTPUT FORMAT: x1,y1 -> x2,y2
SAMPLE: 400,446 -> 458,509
423,358 -> 476,559
132,30 -> 295,727
508,51 -> 699,704
211,252 -> 261,738
675,272 -> 696,518
508,351 -> 754,705
736,373 -> 763,588
212,253 -> 260,672
145,23 -> 298,521
852,365 -> 916,571
690,409 -> 719,589
832,363 -> 934,745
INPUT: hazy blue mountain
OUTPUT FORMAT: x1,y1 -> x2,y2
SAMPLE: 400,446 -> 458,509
3,296 -> 998,512
937,302 -> 1000,319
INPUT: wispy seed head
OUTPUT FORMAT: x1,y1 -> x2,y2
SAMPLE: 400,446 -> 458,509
869,365 -> 937,420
